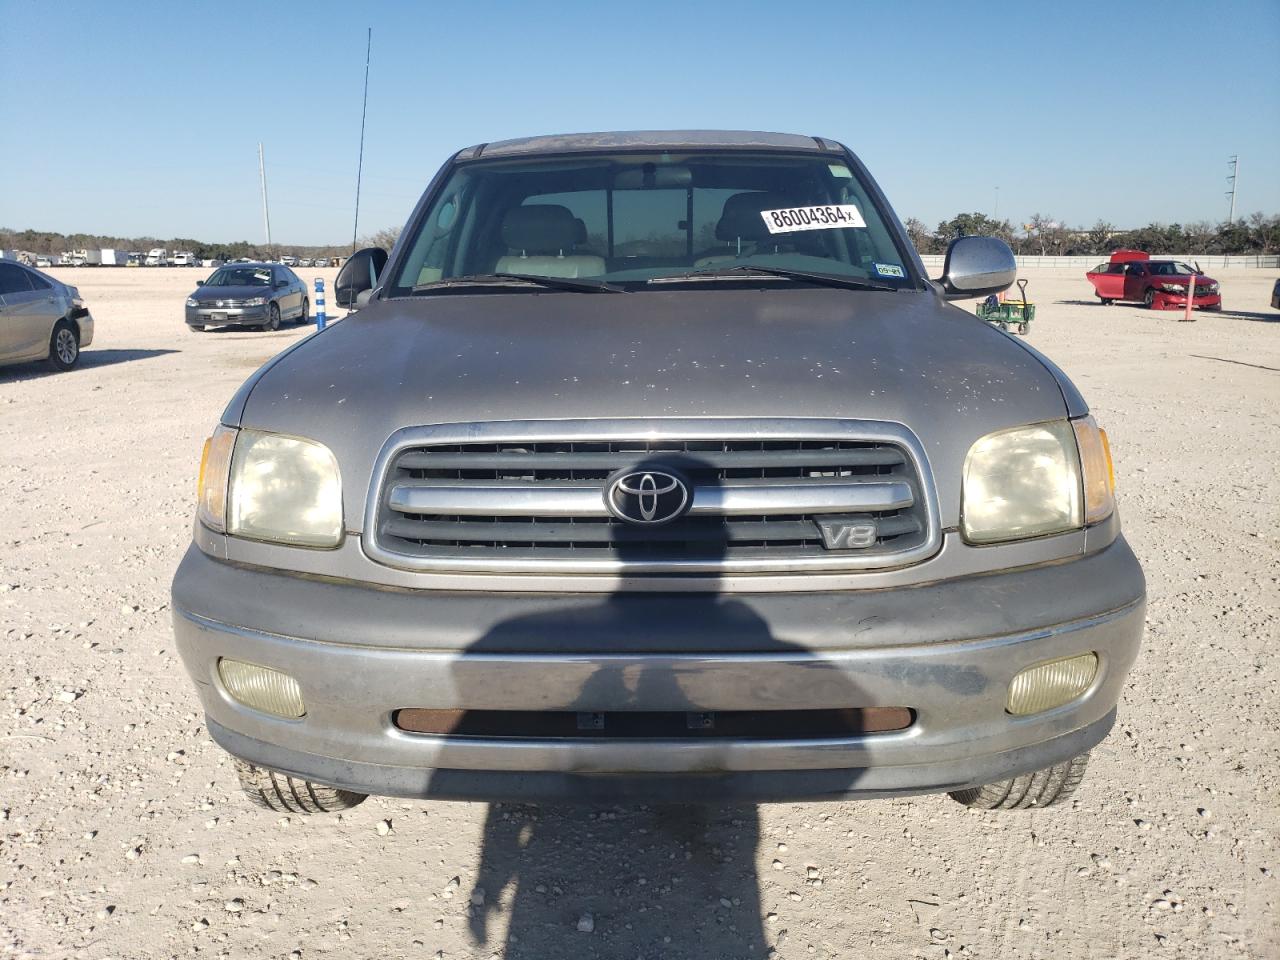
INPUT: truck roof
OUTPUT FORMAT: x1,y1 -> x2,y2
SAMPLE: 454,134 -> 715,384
457,130 -> 845,161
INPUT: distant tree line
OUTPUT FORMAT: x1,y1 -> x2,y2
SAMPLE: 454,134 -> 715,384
905,212 -> 1280,257
0,227 -> 353,261
6,213 -> 1278,262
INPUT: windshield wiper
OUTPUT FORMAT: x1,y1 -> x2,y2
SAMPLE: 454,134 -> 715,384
647,265 -> 899,293
411,273 -> 624,294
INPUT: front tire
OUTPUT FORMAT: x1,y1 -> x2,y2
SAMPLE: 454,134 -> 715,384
233,758 -> 366,814
1143,288 -> 1157,309
949,751 -> 1090,810
1098,297 -> 1113,306
49,320 -> 80,370
188,324 -> 205,332
298,298 -> 309,325
263,302 -> 281,331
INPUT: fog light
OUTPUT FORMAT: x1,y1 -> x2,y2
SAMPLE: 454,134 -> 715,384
218,659 -> 305,718
1007,653 -> 1098,716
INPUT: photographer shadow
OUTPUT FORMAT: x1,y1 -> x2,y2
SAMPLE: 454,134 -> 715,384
429,456 -> 880,958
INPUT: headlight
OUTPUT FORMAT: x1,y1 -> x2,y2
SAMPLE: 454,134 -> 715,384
962,420 -> 1081,543
186,297 -> 199,307
196,427 -> 343,547
1158,283 -> 1186,293
1206,282 -> 1219,293
246,296 -> 268,307
962,417 -> 1116,543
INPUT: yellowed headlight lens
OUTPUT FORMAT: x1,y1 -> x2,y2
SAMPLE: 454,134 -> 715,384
962,420 -> 1082,543
1072,416 -> 1115,525
197,425 -> 238,533
1007,653 -> 1098,716
218,659 -> 305,718
228,430 -> 343,548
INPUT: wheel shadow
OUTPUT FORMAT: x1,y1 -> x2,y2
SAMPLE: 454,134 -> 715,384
0,348 -> 178,381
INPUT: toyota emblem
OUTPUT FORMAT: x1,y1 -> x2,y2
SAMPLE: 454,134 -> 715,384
604,468 -> 691,525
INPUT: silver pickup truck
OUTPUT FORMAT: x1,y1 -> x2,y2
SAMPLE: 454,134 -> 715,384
172,131 -> 1144,813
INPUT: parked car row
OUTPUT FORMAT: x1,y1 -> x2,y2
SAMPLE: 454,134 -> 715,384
2,249 -> 344,269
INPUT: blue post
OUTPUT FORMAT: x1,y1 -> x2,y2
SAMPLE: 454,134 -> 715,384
314,277 -> 326,330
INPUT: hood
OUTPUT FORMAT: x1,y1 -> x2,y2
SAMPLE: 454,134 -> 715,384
191,284 -> 272,301
234,287 -> 1072,530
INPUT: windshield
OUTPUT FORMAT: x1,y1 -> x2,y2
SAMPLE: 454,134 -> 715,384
1149,261 -> 1199,276
205,266 -> 273,287
388,152 -> 915,294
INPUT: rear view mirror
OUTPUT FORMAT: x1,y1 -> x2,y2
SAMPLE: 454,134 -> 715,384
335,247 -> 389,309
937,236 -> 1016,300
613,165 -> 693,189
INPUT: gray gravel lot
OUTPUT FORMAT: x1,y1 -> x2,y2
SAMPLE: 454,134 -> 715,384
1,266 -> 1276,959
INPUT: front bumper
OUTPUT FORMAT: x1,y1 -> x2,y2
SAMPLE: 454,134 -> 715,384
1149,290 -> 1222,310
186,304 -> 269,326
173,538 -> 1145,802
72,308 -> 94,348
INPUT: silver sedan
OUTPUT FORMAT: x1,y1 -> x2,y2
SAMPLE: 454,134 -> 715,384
0,260 -> 94,371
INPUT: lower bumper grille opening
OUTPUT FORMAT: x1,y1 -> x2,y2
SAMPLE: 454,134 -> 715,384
394,707 -> 914,740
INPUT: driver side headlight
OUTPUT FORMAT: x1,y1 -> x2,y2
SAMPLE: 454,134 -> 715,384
197,426 -> 343,548
962,417 -> 1115,544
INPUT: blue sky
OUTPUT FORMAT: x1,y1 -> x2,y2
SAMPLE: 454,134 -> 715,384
2,0 -> 1277,244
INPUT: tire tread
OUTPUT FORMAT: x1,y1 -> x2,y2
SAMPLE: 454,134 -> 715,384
233,758 -> 366,814
949,752 -> 1090,810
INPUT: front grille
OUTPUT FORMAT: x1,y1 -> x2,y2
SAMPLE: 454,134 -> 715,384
201,298 -> 254,308
1194,285 -> 1215,296
367,421 -> 939,574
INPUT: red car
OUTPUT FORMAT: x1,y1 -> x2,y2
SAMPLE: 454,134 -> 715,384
1086,250 -> 1222,311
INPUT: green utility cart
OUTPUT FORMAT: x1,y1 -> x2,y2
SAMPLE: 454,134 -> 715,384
976,279 -> 1034,335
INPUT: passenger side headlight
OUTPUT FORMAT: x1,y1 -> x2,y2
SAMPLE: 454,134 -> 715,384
962,420 -> 1081,543
186,297 -> 199,307
962,417 -> 1116,544
196,426 -> 343,548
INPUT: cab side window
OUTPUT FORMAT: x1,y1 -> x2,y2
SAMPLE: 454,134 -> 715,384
0,263 -> 35,298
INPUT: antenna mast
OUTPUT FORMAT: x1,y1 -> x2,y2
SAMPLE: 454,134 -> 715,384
258,142 -> 273,254
352,27 -> 372,252
1226,155 -> 1238,224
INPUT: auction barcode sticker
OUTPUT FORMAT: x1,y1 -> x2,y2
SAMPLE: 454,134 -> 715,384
760,204 -> 866,234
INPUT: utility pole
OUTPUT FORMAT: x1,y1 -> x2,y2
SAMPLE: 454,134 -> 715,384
258,142 -> 273,255
993,186 -> 1000,220
1226,155 -> 1238,225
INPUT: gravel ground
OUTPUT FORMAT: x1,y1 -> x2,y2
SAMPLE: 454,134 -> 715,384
1,266 -> 1277,960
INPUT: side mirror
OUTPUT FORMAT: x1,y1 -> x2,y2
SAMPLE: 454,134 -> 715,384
195,279 -> 204,286
937,236 -> 1016,300
335,247 -> 389,309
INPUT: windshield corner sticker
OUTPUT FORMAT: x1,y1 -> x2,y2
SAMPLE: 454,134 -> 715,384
874,262 -> 905,278
761,204 -> 866,234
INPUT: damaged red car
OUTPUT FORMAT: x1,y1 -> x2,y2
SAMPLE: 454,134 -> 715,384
1086,250 -> 1222,311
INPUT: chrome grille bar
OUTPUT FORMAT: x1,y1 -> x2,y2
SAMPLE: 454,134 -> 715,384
388,479 -> 913,518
